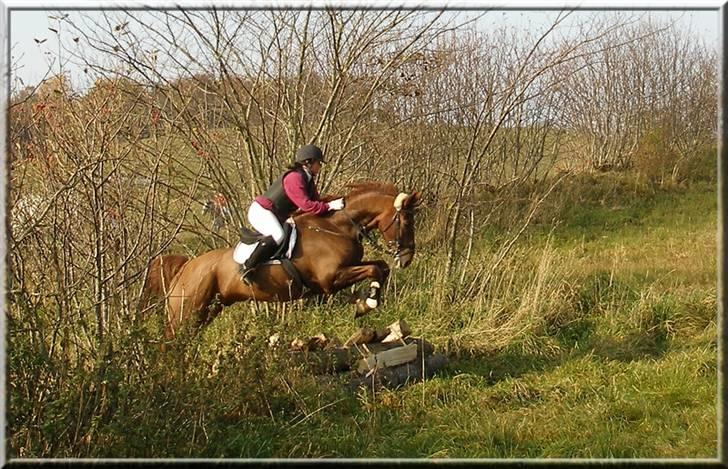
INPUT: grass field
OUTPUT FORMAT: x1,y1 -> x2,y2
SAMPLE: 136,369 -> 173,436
49,174 -> 712,460
7,171 -> 718,459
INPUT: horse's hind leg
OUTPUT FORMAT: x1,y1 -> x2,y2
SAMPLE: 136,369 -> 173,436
163,283 -> 221,345
200,294 -> 224,328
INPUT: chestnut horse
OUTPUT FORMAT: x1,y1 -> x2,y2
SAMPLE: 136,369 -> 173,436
141,182 -> 421,338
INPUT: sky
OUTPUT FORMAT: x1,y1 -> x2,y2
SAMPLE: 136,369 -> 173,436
5,2 -> 722,91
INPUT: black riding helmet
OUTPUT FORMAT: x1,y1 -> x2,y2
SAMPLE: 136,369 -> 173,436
295,144 -> 324,164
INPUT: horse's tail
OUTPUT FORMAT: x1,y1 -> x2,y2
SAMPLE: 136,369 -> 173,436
138,254 -> 189,318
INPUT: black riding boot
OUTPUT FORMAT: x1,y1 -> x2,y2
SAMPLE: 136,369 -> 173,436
240,236 -> 278,284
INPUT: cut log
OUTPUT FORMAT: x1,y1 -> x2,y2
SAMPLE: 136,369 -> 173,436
344,320 -> 412,348
351,336 -> 434,358
306,333 -> 329,351
356,342 -> 418,374
350,353 -> 449,390
289,333 -> 331,352
375,319 -> 412,343
290,348 -> 353,374
268,333 -> 281,347
289,338 -> 306,351
343,327 -> 377,347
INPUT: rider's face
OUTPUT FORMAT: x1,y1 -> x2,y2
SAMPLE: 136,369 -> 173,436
308,160 -> 323,176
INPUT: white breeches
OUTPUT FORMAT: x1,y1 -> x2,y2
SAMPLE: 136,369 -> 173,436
247,201 -> 285,245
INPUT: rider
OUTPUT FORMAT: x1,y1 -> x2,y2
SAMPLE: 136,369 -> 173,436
240,144 -> 345,282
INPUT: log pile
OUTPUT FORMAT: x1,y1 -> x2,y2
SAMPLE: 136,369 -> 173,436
286,319 -> 447,390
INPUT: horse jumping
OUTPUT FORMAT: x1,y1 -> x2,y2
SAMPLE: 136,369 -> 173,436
141,182 -> 421,339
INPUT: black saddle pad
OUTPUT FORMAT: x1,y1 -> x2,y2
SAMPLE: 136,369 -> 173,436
239,222 -> 294,260
239,225 -> 263,244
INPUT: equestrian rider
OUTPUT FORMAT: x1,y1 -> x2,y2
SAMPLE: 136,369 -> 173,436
240,144 -> 345,282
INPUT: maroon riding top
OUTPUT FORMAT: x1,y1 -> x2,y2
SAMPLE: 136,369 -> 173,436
255,170 -> 329,215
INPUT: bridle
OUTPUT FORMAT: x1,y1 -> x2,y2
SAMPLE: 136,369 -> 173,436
309,192 -> 412,267
344,192 -> 412,267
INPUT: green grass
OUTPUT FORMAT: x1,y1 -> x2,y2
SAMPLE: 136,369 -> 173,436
7,174 -> 718,459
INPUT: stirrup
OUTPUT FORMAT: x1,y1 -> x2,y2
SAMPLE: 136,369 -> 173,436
239,265 -> 256,284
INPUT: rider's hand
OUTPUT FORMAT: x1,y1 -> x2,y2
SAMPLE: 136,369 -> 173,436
328,198 -> 345,211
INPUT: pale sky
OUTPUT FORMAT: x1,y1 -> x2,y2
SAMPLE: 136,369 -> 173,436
6,3 -> 721,91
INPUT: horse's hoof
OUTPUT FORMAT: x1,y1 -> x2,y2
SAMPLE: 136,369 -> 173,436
354,299 -> 372,318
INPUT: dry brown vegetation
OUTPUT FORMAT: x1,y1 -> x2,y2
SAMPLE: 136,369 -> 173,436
7,9 -> 717,458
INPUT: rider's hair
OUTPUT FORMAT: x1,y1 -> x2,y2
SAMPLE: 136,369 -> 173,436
287,161 -> 308,171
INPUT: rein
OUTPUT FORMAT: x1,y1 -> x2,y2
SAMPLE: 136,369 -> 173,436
343,209 -> 398,257
306,210 -> 395,257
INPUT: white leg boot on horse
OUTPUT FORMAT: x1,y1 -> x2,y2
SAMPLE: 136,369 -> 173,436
354,281 -> 382,318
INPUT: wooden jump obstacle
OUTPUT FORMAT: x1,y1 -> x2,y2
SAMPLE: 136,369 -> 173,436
286,319 -> 448,390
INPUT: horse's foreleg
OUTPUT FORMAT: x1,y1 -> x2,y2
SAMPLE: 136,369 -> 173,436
331,261 -> 390,317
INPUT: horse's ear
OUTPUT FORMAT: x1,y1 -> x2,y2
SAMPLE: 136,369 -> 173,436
404,191 -> 422,209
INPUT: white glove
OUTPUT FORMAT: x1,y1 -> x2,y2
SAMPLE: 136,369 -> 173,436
328,198 -> 345,211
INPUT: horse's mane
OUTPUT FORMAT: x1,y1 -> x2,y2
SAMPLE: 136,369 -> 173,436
344,181 -> 398,198
297,181 -> 398,218
316,181 -> 397,203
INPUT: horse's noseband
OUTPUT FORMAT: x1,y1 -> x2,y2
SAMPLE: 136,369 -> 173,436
384,210 -> 403,259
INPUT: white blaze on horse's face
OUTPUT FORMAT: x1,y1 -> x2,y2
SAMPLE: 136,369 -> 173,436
393,193 -> 408,211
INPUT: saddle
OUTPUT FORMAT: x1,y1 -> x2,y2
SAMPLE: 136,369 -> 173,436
233,221 -> 305,288
238,222 -> 294,261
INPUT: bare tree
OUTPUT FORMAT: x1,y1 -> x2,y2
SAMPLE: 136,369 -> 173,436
557,15 -> 717,178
